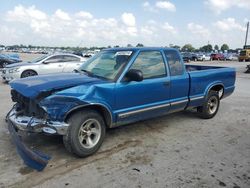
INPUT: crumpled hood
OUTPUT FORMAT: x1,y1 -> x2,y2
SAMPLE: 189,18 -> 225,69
9,73 -> 106,99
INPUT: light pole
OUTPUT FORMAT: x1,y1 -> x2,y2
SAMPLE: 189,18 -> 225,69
244,21 -> 249,47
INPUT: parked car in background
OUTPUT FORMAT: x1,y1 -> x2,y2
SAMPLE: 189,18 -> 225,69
6,47 -> 236,170
225,53 -> 239,61
197,54 -> 211,61
1,54 -> 88,82
182,52 -> 198,62
0,54 -> 22,68
211,53 -> 225,61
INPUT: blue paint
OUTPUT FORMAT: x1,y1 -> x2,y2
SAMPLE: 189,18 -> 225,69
9,47 -> 236,125
8,47 -> 236,170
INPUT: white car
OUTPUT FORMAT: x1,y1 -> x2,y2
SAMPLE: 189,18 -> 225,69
1,54 -> 88,82
197,54 -> 211,61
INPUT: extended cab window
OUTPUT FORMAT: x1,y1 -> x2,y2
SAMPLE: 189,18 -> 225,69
164,50 -> 184,76
130,51 -> 166,79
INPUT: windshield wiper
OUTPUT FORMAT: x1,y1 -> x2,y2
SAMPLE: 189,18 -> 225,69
80,69 -> 108,80
81,69 -> 93,76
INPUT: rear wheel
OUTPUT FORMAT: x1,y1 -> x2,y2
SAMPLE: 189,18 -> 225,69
197,91 -> 220,119
21,70 -> 37,78
63,110 -> 106,157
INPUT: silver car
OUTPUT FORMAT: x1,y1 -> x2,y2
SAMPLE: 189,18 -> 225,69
1,54 -> 88,82
197,54 -> 211,61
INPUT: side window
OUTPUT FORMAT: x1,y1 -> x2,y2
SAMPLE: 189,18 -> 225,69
130,51 -> 166,79
164,50 -> 184,76
46,55 -> 64,63
63,55 -> 80,62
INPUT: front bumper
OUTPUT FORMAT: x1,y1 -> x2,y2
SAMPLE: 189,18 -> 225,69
8,120 -> 50,171
8,108 -> 69,135
1,70 -> 21,82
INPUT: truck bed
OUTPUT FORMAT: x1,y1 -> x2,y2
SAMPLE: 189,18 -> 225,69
185,64 -> 225,72
185,64 -> 236,107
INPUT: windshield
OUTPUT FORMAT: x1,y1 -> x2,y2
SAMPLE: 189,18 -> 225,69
80,50 -> 133,80
29,54 -> 50,63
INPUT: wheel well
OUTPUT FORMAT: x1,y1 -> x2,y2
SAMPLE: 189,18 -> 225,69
21,69 -> 38,77
65,105 -> 112,128
209,84 -> 224,99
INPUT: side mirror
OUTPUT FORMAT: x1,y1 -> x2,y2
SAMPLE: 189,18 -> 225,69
43,60 -> 50,64
124,69 -> 143,82
73,69 -> 80,73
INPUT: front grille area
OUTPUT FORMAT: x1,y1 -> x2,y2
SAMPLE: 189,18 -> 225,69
11,89 -> 46,119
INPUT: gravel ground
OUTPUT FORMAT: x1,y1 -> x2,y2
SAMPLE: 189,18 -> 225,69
0,57 -> 249,188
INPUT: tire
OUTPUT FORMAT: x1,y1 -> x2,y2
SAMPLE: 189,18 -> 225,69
197,91 -> 220,119
0,61 -> 8,68
63,110 -> 106,157
21,70 -> 37,78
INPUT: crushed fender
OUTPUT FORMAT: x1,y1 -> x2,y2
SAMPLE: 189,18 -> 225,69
8,121 -> 50,171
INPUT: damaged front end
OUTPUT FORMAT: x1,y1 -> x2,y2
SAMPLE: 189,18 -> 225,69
7,89 -> 70,171
9,89 -> 69,135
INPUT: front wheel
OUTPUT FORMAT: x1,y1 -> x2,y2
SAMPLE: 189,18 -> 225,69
63,110 -> 106,157
21,70 -> 37,78
197,91 -> 220,119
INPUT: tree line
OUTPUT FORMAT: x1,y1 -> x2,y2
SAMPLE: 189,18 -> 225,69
178,43 -> 230,52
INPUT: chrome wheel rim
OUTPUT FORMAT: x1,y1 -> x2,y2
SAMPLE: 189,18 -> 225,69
78,119 -> 101,149
208,96 -> 218,114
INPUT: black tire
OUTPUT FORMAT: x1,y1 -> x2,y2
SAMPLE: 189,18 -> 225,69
0,62 -> 8,68
63,110 -> 106,157
21,70 -> 37,78
197,91 -> 220,119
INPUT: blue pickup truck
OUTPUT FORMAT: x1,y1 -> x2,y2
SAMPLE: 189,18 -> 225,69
7,47 -> 235,170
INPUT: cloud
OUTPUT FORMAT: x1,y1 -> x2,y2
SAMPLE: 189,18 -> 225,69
205,0 -> 250,14
54,9 -> 71,21
142,1 -> 157,12
162,22 -> 177,34
187,23 -> 210,37
142,1 -> 150,8
121,12 -> 136,27
214,18 -> 245,31
75,11 -> 93,19
142,1 -> 176,12
155,1 -> 176,12
3,4 -> 245,48
4,5 -> 140,46
6,5 -> 47,22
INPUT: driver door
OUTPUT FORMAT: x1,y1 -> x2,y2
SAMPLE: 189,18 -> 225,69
39,55 -> 66,75
114,50 -> 171,123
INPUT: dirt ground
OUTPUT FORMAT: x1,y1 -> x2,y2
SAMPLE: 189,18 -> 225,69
0,56 -> 249,188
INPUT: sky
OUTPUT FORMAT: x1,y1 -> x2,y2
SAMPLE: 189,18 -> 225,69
0,0 -> 249,48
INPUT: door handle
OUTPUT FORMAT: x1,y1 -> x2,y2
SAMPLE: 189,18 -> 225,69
163,81 -> 170,87
58,64 -> 63,67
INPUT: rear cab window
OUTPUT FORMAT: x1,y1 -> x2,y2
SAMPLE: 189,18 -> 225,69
164,50 -> 184,76
129,50 -> 167,79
